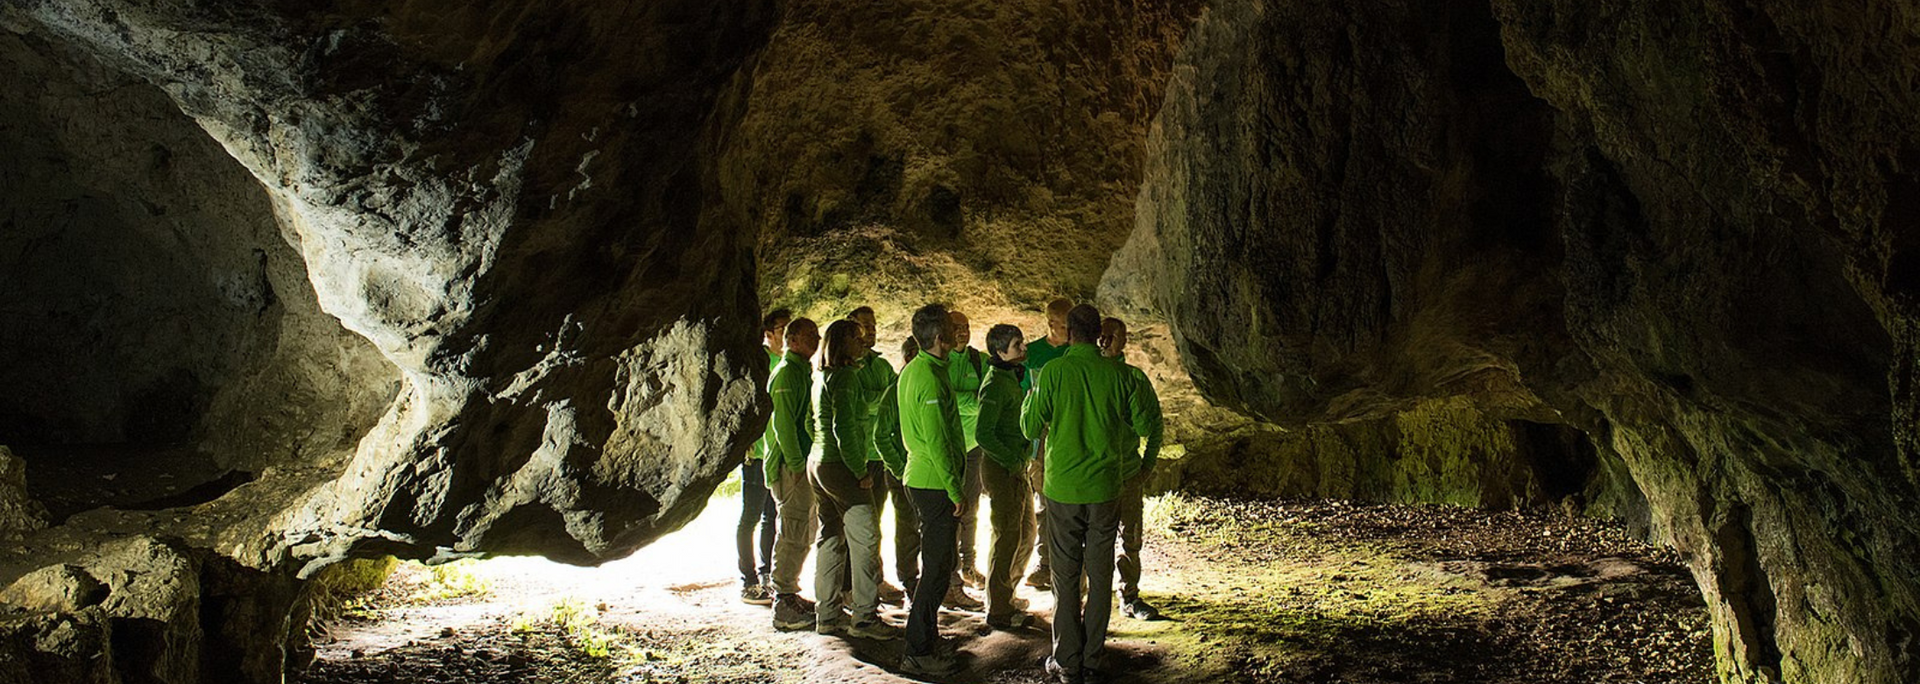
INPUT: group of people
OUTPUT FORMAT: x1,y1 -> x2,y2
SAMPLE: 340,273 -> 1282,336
734,298 -> 1162,682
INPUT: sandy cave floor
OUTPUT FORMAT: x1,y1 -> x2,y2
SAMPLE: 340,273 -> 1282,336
294,491 -> 1712,684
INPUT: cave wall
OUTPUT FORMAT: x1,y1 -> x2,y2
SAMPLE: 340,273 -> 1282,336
2,0 -> 778,569
0,30 -> 397,474
1109,0 -> 1920,681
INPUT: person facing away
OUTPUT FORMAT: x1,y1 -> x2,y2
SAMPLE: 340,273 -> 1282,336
976,323 -> 1038,629
896,304 -> 968,677
1022,296 -> 1074,591
872,334 -> 922,593
765,317 -> 821,631
738,308 -> 791,606
805,319 -> 903,640
1098,316 -> 1165,622
847,306 -> 910,603
1019,304 -> 1160,684
944,310 -> 989,607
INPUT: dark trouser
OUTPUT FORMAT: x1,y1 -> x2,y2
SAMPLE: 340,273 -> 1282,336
982,457 -> 1035,619
1116,474 -> 1146,601
956,448 -> 985,578
887,469 -> 921,588
906,487 -> 958,657
736,459 -> 777,585
1047,496 -> 1120,674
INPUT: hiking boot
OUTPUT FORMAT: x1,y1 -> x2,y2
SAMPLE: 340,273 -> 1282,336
1044,656 -> 1079,684
877,581 -> 907,605
739,582 -> 773,606
849,617 -> 903,641
772,594 -> 814,631
899,650 -> 960,676
942,585 -> 984,611
1025,569 -> 1053,591
985,611 -> 1035,631
960,565 -> 987,589
1121,597 -> 1162,620
815,615 -> 850,635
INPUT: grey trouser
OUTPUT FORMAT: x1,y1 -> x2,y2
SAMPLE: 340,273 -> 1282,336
956,447 -> 985,575
811,460 -> 880,620
1047,496 -> 1120,673
982,457 -> 1035,619
767,467 -> 816,595
885,468 -> 920,587
1116,473 -> 1146,600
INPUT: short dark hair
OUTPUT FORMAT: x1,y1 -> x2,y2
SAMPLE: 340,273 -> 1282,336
846,305 -> 874,321
762,308 -> 793,333
785,317 -> 818,344
1066,304 -> 1102,343
900,335 -> 920,362
986,324 -> 1023,357
911,304 -> 950,350
1046,298 -> 1074,317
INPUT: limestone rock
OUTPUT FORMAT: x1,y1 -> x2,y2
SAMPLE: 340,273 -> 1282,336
0,609 -> 116,684
1111,0 -> 1920,681
0,447 -> 47,540
0,566 -> 104,615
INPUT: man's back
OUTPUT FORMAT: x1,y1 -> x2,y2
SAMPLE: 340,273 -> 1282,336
1020,344 -> 1150,504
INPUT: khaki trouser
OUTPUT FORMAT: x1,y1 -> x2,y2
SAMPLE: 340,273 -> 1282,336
1028,444 -> 1050,577
811,461 -> 880,620
981,457 -> 1035,620
957,448 -> 985,577
767,467 -> 817,595
1116,472 -> 1147,600
1047,496 -> 1120,674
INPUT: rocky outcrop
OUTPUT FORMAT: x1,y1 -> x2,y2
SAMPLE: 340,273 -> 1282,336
1,0 -> 776,568
0,448 -> 46,540
1110,0 -> 1920,681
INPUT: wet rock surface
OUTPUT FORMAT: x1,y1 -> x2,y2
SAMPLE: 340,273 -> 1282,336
1111,0 -> 1920,681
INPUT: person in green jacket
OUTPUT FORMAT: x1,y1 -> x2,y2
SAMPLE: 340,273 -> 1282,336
945,310 -> 988,607
897,304 -> 967,677
871,333 -> 922,593
977,323 -> 1037,629
807,320 -> 901,640
1019,304 -> 1161,682
1100,316 -> 1165,621
738,308 -> 789,606
848,306 -> 909,604
766,317 -> 821,631
1021,297 -> 1074,591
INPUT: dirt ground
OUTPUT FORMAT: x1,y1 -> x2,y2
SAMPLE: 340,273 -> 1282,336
294,493 -> 1711,684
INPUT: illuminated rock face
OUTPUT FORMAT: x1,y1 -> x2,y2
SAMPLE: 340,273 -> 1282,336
1111,0 -> 1920,681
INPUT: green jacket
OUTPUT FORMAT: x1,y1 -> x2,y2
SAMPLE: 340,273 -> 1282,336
810,365 -> 873,479
751,347 -> 780,461
874,382 -> 908,477
1022,336 -> 1067,391
855,351 -> 898,463
764,351 -> 813,483
948,347 -> 985,451
1019,344 -> 1160,504
975,364 -> 1031,472
1115,354 -> 1165,473
899,349 -> 966,504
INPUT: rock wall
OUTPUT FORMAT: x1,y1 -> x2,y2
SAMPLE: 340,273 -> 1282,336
1109,0 -> 1920,681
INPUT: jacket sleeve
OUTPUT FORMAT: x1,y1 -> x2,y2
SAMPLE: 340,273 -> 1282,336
975,381 -> 1026,468
833,379 -> 870,479
1019,374 -> 1052,441
937,393 -> 967,505
768,371 -> 809,480
875,386 -> 907,476
1129,367 -> 1164,472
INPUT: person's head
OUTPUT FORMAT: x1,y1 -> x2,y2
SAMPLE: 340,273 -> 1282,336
911,304 -> 953,355
784,317 -> 821,359
900,335 -> 921,365
762,308 -> 793,350
846,306 -> 877,349
986,324 -> 1026,363
1098,317 -> 1129,358
820,319 -> 863,369
1066,304 -> 1102,345
1045,298 -> 1074,342
948,311 -> 972,349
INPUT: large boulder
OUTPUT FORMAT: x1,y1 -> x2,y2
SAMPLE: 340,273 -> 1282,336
1108,0 -> 1920,681
0,447 -> 46,540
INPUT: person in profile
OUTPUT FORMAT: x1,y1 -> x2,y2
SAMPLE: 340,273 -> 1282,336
847,306 -> 910,604
806,319 -> 900,640
896,304 -> 969,677
1022,297 -> 1074,590
1098,317 -> 1164,621
976,323 -> 1038,629
765,317 -> 820,631
738,308 -> 790,606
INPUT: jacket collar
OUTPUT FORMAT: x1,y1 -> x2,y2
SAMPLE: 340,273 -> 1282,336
783,350 -> 811,366
1063,343 -> 1103,359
